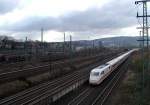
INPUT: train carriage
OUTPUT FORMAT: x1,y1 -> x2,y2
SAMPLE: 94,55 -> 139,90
89,49 -> 137,85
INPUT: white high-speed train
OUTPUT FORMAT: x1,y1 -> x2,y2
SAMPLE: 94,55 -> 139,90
89,49 -> 137,85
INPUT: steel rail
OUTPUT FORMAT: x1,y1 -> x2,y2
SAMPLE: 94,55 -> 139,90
0,68 -> 88,105
0,53 -> 105,83
99,60 -> 129,105
0,52 -> 119,105
24,75 -> 89,105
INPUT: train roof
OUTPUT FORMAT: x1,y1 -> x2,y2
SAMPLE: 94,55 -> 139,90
91,49 -> 136,73
106,58 -> 118,65
91,64 -> 109,72
107,51 -> 130,65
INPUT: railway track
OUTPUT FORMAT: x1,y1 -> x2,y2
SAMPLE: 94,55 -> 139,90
0,51 -> 104,69
0,60 -> 105,105
0,71 -> 87,105
0,53 -> 102,72
0,52 -> 116,105
67,57 -> 130,105
0,49 -> 123,71
0,52 -> 117,83
91,59 -> 129,105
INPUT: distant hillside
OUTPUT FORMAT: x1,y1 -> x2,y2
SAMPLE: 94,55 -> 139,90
72,36 -> 140,48
95,36 -> 139,47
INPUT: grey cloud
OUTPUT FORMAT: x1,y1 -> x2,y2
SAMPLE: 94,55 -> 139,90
8,17 -> 60,31
2,0 -> 137,34
0,0 -> 19,14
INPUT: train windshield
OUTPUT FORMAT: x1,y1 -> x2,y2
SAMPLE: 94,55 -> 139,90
98,64 -> 108,69
91,72 -> 99,76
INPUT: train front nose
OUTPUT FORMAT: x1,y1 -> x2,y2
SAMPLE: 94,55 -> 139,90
89,80 -> 97,84
89,76 -> 99,84
89,70 -> 100,84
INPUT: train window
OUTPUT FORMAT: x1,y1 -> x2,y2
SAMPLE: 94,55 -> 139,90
101,71 -> 104,75
92,72 -> 99,76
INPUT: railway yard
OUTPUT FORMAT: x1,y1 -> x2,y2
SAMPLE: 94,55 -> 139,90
0,47 -> 140,105
52,50 -> 133,105
0,0 -> 149,104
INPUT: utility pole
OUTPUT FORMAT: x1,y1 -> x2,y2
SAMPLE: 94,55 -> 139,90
25,36 -> 28,42
24,36 -> 27,62
41,28 -> 43,42
135,0 -> 150,104
25,36 -> 27,53
64,32 -> 66,53
70,35 -> 73,64
139,31 -> 142,48
92,40 -> 94,48
92,40 -> 95,55
135,0 -> 150,83
41,28 -> 44,56
70,35 -> 72,53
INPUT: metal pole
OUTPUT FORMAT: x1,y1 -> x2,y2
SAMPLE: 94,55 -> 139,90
142,3 -> 145,104
64,32 -> 66,53
145,2 -> 149,83
41,28 -> 44,56
70,35 -> 72,63
139,31 -> 142,48
92,40 -> 94,48
135,1 -> 150,104
41,28 -> 43,42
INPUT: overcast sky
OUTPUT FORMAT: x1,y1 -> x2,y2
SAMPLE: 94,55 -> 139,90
0,0 -> 141,42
